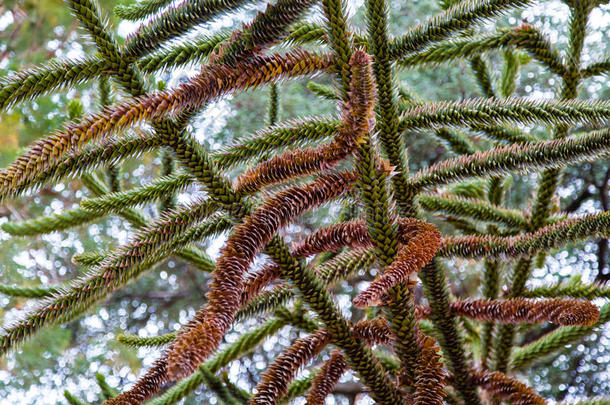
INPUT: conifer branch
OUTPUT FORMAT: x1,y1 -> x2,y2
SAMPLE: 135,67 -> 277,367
305,351 -> 349,405
352,317 -> 395,345
138,31 -> 231,73
164,172 -> 358,377
3,133 -> 163,202
417,194 -> 529,229
469,369 -> 546,404
65,0 -> 222,281
232,50 -> 386,195
480,259 -> 501,370
114,0 -> 174,20
144,318 -> 287,405
414,332 -> 447,405
1,206 -> 102,236
214,0 -> 318,66
0,51 -> 331,198
234,286 -> 293,321
79,172 -> 216,275
214,117 -> 339,169
64,390 -> 88,405
263,236 -> 407,404
267,84 -> 280,126
353,219 -> 441,308
66,0 -> 122,66
366,0 -> 413,216
0,58 -> 108,111
470,55 -> 496,98
522,280 -> 610,300
233,142 -> 349,194
440,210 -> 610,258
81,174 -> 194,215
232,244 -> 373,321
0,204 -> 225,355
501,49 -> 520,98
346,50 -> 424,386
420,259 -> 479,404
399,25 -> 566,77
169,173 -> 368,375
158,150 -> 176,212
317,247 -> 377,285
399,98 -> 610,131
389,0 -> 533,59
118,135 -> 400,405
2,0 -> 608,402
285,22 -> 327,46
80,173 -> 147,224
199,365 -> 242,405
251,330 -> 331,404
407,128 -> 610,193
307,81 -> 340,100
432,127 -> 479,155
0,283 -> 59,299
79,173 -> 216,275
117,332 -> 177,348
494,2 -> 595,373
96,372 -> 118,400
509,303 -> 610,371
320,0 -> 353,95
123,0 -> 252,58
447,298 -> 599,326
274,307 -> 320,334
279,374 -> 316,405
582,59 -> 610,78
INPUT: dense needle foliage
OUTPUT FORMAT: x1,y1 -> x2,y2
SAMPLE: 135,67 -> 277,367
0,0 -> 609,404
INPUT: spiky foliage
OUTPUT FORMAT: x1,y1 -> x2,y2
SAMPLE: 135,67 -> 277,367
414,331 -> 447,405
305,351 -> 349,405
444,298 -> 599,326
251,330 -> 331,404
1,0 -> 609,404
470,369 -> 547,404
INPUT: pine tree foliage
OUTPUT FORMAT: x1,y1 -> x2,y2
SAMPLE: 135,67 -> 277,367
0,0 -> 609,404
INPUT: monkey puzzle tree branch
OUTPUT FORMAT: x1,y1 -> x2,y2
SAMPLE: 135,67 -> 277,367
419,259 -> 480,404
417,194 -> 529,229
440,210 -> 610,258
0,58 -> 109,111
123,0 -> 253,58
388,0 -> 533,59
399,25 -> 566,77
320,0 -> 353,95
407,128 -> 610,194
366,0 -> 414,216
493,2 -> 593,372
114,0 -> 174,20
509,303 -> 610,371
399,98 -> 610,132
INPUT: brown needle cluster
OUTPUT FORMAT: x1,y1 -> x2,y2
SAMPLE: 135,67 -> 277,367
305,351 -> 349,405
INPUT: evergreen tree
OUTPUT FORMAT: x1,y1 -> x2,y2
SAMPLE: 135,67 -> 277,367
0,0 -> 609,404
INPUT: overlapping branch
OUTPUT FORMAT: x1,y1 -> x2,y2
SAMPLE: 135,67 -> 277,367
408,128 -> 610,192
440,210 -> 610,259
123,0 -> 252,58
114,0 -> 174,20
469,369 -> 546,404
251,330 -> 331,404
399,25 -> 566,76
0,50 -> 331,201
389,0 -> 533,59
